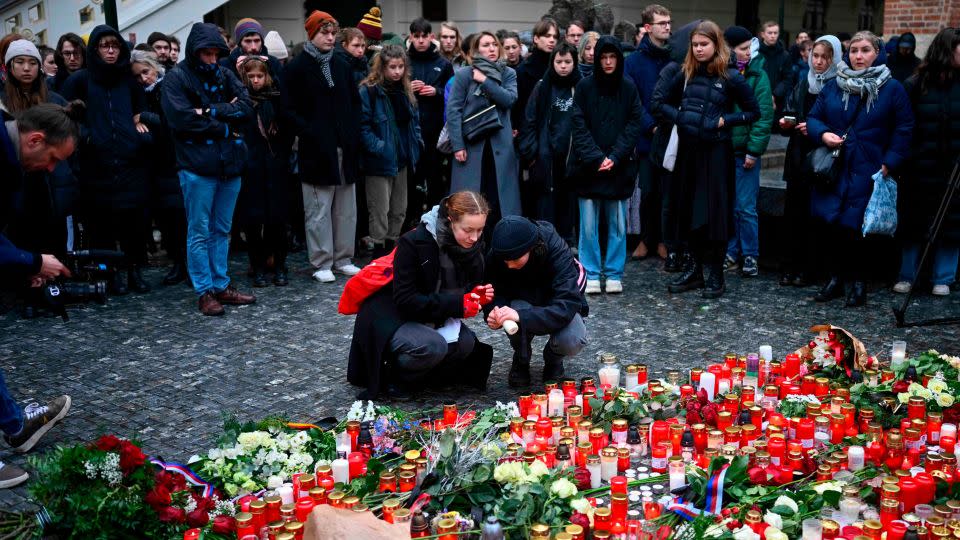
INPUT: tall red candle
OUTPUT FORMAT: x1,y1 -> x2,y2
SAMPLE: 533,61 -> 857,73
899,477 -> 918,513
347,452 -> 366,480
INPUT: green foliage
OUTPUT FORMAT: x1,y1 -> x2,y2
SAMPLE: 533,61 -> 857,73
589,388 -> 677,432
303,428 -> 338,462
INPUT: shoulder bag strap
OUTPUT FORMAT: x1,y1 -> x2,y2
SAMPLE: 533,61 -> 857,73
841,97 -> 866,141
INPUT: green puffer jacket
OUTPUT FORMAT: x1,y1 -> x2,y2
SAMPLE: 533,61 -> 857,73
731,55 -> 774,158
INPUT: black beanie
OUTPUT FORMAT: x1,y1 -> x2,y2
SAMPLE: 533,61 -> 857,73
724,26 -> 753,49
147,31 -> 170,46
491,216 -> 539,260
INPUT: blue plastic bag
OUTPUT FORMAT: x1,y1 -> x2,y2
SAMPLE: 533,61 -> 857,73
862,170 -> 898,237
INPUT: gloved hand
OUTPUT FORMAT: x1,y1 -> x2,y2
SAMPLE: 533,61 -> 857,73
470,285 -> 494,306
463,293 -> 481,318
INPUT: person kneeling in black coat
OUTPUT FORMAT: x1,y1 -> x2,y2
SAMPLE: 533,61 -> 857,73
347,191 -> 495,400
486,216 -> 589,387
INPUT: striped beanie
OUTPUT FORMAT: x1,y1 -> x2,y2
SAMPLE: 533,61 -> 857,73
357,7 -> 383,41
234,18 -> 263,43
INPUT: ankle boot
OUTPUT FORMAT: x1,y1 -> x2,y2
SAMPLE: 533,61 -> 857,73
110,270 -> 129,296
664,251 -> 682,272
814,276 -> 845,302
162,262 -> 187,285
508,353 -> 532,388
702,263 -> 726,299
252,268 -> 268,288
273,266 -> 289,286
845,281 -> 866,307
128,266 -> 151,293
542,347 -> 565,383
668,254 -> 704,293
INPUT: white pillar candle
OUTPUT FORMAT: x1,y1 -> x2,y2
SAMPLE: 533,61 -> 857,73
942,423 -> 957,440
548,389 -> 565,417
588,461 -> 602,488
759,345 -> 773,362
331,458 -> 349,484
600,457 -> 618,482
277,484 -> 295,505
699,372 -> 716,401
847,446 -> 865,471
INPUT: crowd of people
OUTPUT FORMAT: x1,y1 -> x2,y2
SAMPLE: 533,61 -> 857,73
1,5 -> 959,480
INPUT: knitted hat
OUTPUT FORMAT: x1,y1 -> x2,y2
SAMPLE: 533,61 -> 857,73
4,39 -> 42,65
357,7 -> 383,41
146,31 -> 170,46
264,30 -> 288,60
724,26 -> 753,48
305,11 -> 338,40
234,18 -> 264,42
491,216 -> 539,260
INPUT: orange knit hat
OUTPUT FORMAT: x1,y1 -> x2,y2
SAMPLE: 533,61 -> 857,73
304,10 -> 338,40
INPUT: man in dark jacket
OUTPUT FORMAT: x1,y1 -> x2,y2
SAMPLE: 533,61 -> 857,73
147,31 -> 175,70
624,4 -> 674,265
486,216 -> 588,387
514,18 -> 559,144
220,18 -> 284,84
283,11 -> 363,284
407,18 -> 454,220
889,32 -> 921,82
62,25 -> 151,295
161,22 -> 256,316
570,36 -> 650,295
757,21 -> 794,113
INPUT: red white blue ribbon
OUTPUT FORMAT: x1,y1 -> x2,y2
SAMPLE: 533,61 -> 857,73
703,463 -> 730,515
150,457 -> 216,499
668,499 -> 705,521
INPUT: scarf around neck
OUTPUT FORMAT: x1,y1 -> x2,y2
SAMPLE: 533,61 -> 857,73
806,35 -> 842,95
836,61 -> 891,111
470,56 -> 505,96
304,41 -> 335,87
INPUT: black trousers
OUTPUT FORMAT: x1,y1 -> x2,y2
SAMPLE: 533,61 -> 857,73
83,208 -> 148,267
689,227 -> 727,266
659,166 -> 681,252
782,178 -> 814,275
407,128 -> 446,227
637,158 -> 662,248
155,207 -> 186,264
243,222 -> 287,271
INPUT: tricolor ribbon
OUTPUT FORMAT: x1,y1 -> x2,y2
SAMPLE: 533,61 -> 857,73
150,457 -> 216,499
667,499 -> 705,521
703,463 -> 730,515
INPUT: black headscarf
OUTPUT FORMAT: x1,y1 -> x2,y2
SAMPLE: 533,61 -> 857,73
592,36 -> 625,95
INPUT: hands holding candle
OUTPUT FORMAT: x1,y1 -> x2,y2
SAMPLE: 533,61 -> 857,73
487,305 -> 520,334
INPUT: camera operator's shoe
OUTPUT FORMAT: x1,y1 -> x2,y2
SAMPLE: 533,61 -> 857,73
110,272 -> 128,296
162,263 -> 187,285
0,461 -> 29,488
215,285 -> 256,305
198,292 -> 225,316
128,267 -> 150,293
4,395 -> 71,454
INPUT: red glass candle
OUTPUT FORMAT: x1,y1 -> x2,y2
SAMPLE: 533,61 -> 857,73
264,495 -> 282,523
610,475 -> 627,495
692,424 -> 707,453
942,435 -> 956,454
830,414 -> 845,444
651,420 -> 670,449
345,421 -> 361,452
617,447 -> 630,473
347,452 -> 366,480
581,390 -> 595,417
399,471 -> 416,492
611,493 -> 629,522
885,520 -> 907,540
518,394 -> 533,418
815,378 -> 830,397
651,443 -> 668,473
443,403 -> 458,426
907,397 -> 926,420
899,477 -> 918,513
768,436 -> 786,466
643,497 -> 662,520
707,364 -> 723,394
797,418 -> 815,449
680,384 -> 694,398
914,472 -> 935,505
295,498 -> 315,522
378,471 -> 397,493
183,530 -> 201,540
594,508 -> 612,532
234,513 -> 254,539
784,353 -> 800,378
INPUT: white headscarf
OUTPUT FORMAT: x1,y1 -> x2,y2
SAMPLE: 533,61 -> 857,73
807,35 -> 842,95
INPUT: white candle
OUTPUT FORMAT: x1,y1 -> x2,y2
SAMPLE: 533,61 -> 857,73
588,461 -> 602,488
699,372 -> 716,401
625,371 -> 639,392
600,457 -> 617,482
759,345 -> 773,362
718,379 -> 731,396
277,484 -> 295,505
548,389 -> 565,417
942,423 -> 957,440
503,320 -> 519,335
331,458 -> 349,485
847,446 -> 864,471
669,470 -> 685,492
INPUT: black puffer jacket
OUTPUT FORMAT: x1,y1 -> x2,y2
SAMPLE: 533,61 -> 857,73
485,219 -> 587,336
161,23 -> 253,179
407,43 -> 453,136
650,62 -> 760,142
514,48 -> 552,131
899,75 -> 960,243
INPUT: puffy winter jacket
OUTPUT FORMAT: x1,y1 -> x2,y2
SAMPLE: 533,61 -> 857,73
624,34 -> 673,154
359,84 -> 423,178
730,55 -> 774,157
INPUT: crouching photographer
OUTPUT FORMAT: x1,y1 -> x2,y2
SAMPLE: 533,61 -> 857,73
0,101 -> 80,488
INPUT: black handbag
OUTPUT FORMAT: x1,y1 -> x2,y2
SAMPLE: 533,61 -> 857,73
804,99 -> 865,189
461,82 -> 503,143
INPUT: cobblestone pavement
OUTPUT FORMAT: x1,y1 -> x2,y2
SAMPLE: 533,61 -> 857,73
2,250 -> 959,511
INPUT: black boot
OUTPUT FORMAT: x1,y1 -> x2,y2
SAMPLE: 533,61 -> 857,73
110,270 -> 129,296
128,266 -> 151,293
542,346 -> 565,383
508,353 -> 532,388
162,262 -> 187,285
273,266 -> 289,286
702,263 -> 725,299
845,281 -> 866,307
252,269 -> 268,288
814,276 -> 845,302
664,251 -> 682,272
667,254 -> 704,293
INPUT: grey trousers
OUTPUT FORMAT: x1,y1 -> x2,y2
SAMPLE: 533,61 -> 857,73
302,180 -> 356,271
506,299 -> 588,360
390,322 -> 476,383
366,167 -> 408,244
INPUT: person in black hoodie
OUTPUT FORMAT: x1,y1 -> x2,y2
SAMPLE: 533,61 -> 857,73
335,27 -> 370,87
757,21 -> 795,115
513,19 -> 559,149
518,41 -> 581,242
161,22 -> 256,316
651,20 -> 760,299
407,18 -> 454,221
62,25 -> 152,295
486,216 -> 588,387
569,36 -> 650,296
48,33 -> 84,94
889,32 -> 922,82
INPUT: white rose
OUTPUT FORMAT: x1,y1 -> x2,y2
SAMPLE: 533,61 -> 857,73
764,527 -> 788,540
550,478 -> 579,498
928,379 -> 948,394
763,511 -> 783,530
938,393 -> 955,407
898,392 -> 912,404
732,525 -> 761,540
773,495 -> 799,514
813,481 -> 844,495
570,498 -> 592,514
528,460 -> 549,479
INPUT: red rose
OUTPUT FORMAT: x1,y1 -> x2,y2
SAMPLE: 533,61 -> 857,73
748,466 -> 771,485
944,405 -> 960,425
892,380 -> 910,394
118,441 -> 146,475
686,410 -> 703,425
145,485 -> 172,510
94,435 -> 122,452
697,388 -> 709,406
686,400 -> 702,414
570,512 -> 591,531
701,404 -> 719,427
193,493 -> 216,512
212,515 -> 236,534
573,466 -> 592,490
186,509 -> 210,527
157,506 -> 186,523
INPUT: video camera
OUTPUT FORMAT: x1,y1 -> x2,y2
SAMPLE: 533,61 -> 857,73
41,249 -> 125,321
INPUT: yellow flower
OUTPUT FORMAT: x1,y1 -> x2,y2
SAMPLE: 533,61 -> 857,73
528,460 -> 549,479
937,393 -> 955,407
928,378 -> 948,394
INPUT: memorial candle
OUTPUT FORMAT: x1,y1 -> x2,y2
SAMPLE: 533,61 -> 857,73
331,458 -> 349,485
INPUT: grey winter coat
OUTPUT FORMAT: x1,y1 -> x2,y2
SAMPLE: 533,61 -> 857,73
446,65 -> 521,216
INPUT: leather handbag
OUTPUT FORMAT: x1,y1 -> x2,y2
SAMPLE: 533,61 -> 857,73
461,101 -> 502,142
804,99 -> 865,189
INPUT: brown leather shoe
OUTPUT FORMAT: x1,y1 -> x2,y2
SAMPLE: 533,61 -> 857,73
215,285 -> 256,305
198,291 -> 225,316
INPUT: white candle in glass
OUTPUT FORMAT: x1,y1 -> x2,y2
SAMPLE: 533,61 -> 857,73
331,458 -> 349,484
759,345 -> 773,362
548,389 -> 564,417
801,518 -> 822,540
588,460 -> 602,488
891,340 -> 907,367
277,484 -> 295,504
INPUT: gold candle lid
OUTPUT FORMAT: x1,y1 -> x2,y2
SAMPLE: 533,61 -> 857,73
566,524 -> 584,534
822,519 -> 840,533
405,449 -> 421,462
276,533 -> 294,540
249,499 -> 266,511
285,521 -> 305,532
382,497 -> 401,510
235,512 -> 253,525
594,507 -> 612,517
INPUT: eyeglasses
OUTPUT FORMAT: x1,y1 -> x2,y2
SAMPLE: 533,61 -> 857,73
61,50 -> 81,58
98,43 -> 120,51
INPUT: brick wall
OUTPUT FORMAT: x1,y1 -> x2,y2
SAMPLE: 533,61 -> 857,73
882,0 -> 958,55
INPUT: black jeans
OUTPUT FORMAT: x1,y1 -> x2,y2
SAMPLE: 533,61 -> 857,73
244,222 -> 288,271
155,207 -> 187,264
637,158 -> 662,248
389,322 -> 476,384
782,178 -> 814,275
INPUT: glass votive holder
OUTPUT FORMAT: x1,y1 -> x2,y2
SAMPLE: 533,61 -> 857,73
801,518 -> 822,540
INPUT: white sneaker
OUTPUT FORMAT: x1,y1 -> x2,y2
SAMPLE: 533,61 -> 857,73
605,280 -> 623,294
335,264 -> 362,276
933,284 -> 951,296
312,269 -> 335,283
893,281 -> 912,293
585,280 -> 601,294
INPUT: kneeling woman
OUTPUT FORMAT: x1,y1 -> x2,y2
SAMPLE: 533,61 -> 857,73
347,191 -> 495,399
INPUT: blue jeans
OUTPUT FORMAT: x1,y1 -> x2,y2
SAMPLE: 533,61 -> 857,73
179,170 -> 242,296
726,156 -> 760,259
0,370 -> 23,436
898,243 -> 960,285
578,198 -> 626,280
